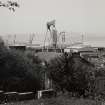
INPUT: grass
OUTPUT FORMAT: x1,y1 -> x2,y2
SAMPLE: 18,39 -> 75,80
0,95 -> 99,105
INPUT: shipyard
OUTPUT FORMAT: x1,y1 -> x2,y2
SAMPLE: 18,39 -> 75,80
0,0 -> 105,105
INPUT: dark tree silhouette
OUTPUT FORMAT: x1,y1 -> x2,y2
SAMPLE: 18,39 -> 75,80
0,37 -> 43,92
48,52 -> 95,96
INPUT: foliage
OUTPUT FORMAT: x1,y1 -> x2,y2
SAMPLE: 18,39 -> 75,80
0,38 -> 42,92
95,67 -> 105,77
24,50 -> 42,64
0,0 -> 19,11
48,52 -> 95,96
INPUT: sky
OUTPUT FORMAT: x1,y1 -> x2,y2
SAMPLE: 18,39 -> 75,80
0,0 -> 105,46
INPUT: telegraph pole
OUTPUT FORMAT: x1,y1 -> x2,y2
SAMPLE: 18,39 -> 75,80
82,34 -> 84,44
13,34 -> 16,44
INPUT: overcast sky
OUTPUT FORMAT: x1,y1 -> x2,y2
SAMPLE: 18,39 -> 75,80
0,0 -> 105,46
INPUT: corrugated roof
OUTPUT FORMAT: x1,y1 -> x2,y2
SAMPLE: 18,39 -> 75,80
79,47 -> 96,52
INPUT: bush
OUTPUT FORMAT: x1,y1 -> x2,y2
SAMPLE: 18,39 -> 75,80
0,38 -> 43,92
48,52 -> 95,96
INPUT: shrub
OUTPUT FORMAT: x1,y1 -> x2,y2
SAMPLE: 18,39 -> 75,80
0,37 -> 42,92
48,52 -> 95,96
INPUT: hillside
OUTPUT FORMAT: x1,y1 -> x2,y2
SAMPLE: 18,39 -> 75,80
36,52 -> 62,62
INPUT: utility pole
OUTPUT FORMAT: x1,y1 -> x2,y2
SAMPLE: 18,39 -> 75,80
29,33 -> 35,46
82,34 -> 84,44
13,34 -> 16,44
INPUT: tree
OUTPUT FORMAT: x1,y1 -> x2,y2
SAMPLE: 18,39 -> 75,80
0,0 -> 19,11
48,52 -> 95,96
0,37 -> 43,92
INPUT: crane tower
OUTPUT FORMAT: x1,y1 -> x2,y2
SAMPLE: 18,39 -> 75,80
44,20 -> 58,48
